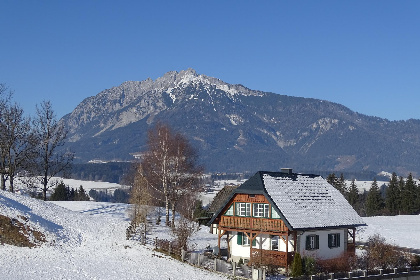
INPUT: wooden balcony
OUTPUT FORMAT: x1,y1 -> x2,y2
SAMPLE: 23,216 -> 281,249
219,215 -> 288,233
250,248 -> 294,267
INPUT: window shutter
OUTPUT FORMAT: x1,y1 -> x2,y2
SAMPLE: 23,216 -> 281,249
305,236 -> 311,250
337,233 -> 341,247
237,232 -> 243,245
328,234 -> 332,248
315,235 -> 320,249
252,237 -> 256,247
235,203 -> 239,216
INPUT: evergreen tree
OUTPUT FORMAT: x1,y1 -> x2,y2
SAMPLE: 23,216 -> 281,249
327,173 -> 347,196
348,179 -> 359,208
50,181 -> 69,201
291,252 -> 303,277
401,173 -> 417,214
75,185 -> 90,201
366,179 -> 384,216
385,172 -> 400,215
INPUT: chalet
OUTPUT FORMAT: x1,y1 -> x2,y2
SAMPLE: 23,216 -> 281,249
208,169 -> 366,268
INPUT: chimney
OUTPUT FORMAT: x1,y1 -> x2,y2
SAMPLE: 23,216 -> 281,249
281,168 -> 293,175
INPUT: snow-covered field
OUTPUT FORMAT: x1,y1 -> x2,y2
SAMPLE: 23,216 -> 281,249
359,215 -> 420,250
0,190 -> 226,280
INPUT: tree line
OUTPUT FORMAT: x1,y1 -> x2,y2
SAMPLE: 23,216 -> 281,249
0,84 -> 73,200
327,172 -> 420,217
49,181 -> 89,201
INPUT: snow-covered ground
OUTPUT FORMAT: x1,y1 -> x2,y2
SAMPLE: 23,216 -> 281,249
359,215 -> 420,250
0,190 -> 227,280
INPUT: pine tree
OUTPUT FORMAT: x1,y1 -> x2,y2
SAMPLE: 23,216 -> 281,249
327,173 -> 347,196
401,173 -> 417,214
366,179 -> 384,216
50,181 -> 68,201
76,185 -> 89,201
348,179 -> 359,208
385,172 -> 400,215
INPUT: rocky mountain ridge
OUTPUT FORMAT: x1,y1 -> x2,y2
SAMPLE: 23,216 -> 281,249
61,69 -> 420,175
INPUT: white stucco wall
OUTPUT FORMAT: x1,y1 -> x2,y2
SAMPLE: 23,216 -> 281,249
278,234 -> 295,252
230,232 -> 294,262
298,228 -> 346,260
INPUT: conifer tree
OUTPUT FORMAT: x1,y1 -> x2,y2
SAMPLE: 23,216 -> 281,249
385,172 -> 400,215
50,181 -> 69,201
76,185 -> 89,201
401,173 -> 417,214
291,252 -> 303,277
327,173 -> 347,196
348,179 -> 359,208
366,179 -> 384,216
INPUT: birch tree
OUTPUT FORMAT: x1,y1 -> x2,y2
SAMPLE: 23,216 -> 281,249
139,123 -> 203,226
32,101 -> 73,200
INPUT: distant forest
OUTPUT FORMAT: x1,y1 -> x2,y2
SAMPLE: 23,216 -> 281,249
69,162 -> 133,184
68,163 -> 388,185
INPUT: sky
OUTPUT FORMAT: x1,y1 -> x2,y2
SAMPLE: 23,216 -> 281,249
1,0 -> 419,120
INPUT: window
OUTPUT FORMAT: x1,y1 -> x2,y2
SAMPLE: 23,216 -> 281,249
271,235 -> 279,250
237,232 -> 256,246
305,235 -> 319,250
235,202 -> 251,217
253,203 -> 269,218
328,233 -> 341,248
271,206 -> 281,219
225,205 -> 234,216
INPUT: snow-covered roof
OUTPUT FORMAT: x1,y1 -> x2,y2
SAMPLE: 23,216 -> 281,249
263,173 -> 365,229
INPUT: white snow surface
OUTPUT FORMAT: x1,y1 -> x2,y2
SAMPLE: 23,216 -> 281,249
0,190 -> 226,280
359,215 -> 420,250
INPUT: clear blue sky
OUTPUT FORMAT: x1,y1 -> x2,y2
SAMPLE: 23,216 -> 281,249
1,0 -> 419,120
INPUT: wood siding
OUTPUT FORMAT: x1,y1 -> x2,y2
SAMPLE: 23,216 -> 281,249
250,249 -> 294,267
217,193 -> 289,234
219,216 -> 288,233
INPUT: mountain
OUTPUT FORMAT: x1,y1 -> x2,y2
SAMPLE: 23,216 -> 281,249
61,69 -> 420,175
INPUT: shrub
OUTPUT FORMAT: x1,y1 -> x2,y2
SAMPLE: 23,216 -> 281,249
360,234 -> 411,270
291,252 -> 303,277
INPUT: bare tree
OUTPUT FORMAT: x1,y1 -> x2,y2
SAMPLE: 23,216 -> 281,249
140,122 -> 203,226
128,164 -> 153,244
0,84 -> 13,190
2,103 -> 35,192
32,100 -> 73,200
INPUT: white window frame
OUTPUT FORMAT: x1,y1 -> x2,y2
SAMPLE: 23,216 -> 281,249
236,202 -> 251,217
253,203 -> 269,218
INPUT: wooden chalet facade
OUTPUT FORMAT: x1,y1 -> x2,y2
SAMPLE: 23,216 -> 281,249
208,169 -> 366,268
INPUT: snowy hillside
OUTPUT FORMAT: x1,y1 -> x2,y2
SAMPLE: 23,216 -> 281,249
0,190 -> 226,280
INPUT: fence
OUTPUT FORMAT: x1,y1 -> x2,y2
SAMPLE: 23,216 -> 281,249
154,237 -> 266,279
292,266 -> 420,280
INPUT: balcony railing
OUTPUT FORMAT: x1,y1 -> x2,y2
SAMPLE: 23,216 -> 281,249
250,249 -> 294,267
219,215 -> 288,233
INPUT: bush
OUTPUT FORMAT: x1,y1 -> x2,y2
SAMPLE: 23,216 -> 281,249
302,256 -> 317,275
360,234 -> 411,270
291,252 -> 303,277
317,253 -> 355,273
